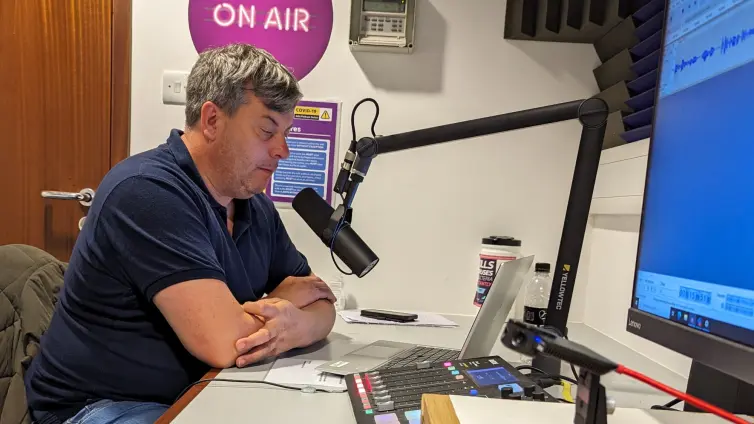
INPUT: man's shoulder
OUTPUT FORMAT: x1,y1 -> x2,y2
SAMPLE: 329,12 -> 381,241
100,144 -> 197,204
107,143 -> 176,182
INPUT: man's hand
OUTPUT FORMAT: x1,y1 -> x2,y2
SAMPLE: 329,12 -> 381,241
267,275 -> 336,309
235,298 -> 311,367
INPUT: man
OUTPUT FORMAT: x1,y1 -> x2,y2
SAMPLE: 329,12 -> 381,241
24,43 -> 336,424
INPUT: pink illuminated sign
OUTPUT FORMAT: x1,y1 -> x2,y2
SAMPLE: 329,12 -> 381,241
188,1 -> 334,80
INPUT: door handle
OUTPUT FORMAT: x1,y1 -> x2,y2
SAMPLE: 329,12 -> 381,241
41,188 -> 95,206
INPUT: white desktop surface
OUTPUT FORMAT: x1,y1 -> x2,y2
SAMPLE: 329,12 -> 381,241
449,396 -> 737,424
171,314 -> 690,424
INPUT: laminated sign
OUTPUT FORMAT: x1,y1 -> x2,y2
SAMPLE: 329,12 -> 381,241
265,100 -> 340,205
294,106 -> 333,122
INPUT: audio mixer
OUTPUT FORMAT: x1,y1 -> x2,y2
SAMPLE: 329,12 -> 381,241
346,355 -> 556,424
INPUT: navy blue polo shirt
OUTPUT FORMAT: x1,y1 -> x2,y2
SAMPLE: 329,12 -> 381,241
25,129 -> 311,422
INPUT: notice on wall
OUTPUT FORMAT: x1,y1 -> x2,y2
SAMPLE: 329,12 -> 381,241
266,100 -> 339,206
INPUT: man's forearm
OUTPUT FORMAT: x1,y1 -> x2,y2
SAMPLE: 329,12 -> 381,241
297,299 -> 336,347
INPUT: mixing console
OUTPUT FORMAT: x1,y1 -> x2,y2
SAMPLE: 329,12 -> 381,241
346,355 -> 556,424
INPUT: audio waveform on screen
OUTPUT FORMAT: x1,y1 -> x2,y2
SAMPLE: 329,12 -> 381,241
673,26 -> 754,73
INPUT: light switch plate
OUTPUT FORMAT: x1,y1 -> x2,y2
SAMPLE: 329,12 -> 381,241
162,70 -> 189,105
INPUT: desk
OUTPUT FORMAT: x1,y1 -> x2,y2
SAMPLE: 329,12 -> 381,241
421,395 -> 741,424
162,315 -> 690,424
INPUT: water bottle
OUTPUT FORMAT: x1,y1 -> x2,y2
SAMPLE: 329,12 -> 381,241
519,262 -> 552,364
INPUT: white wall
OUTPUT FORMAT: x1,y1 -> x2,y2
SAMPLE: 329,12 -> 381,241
580,141 -> 692,378
130,0 -> 601,317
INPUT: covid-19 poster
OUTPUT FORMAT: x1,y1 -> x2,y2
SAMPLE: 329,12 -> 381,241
265,100 -> 340,206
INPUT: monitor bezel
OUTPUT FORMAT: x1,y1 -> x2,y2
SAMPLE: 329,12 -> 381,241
626,0 -> 754,386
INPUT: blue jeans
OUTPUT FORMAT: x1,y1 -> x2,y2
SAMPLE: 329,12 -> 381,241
63,400 -> 169,424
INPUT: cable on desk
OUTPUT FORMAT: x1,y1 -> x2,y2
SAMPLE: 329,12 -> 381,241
651,405 -> 681,411
529,375 -> 578,390
515,365 -> 578,388
651,398 -> 683,411
515,365 -> 547,375
664,398 -> 682,408
616,364 -> 749,424
547,374 -> 577,385
173,378 -> 347,403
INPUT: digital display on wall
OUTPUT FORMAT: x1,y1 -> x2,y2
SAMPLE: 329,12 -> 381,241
364,0 -> 406,13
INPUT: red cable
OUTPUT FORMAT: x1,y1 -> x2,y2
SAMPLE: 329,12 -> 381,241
615,364 -> 751,424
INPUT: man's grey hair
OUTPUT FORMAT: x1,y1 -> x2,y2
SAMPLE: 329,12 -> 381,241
185,43 -> 302,127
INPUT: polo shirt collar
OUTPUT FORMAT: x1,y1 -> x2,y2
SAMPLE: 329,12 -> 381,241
166,129 -> 252,238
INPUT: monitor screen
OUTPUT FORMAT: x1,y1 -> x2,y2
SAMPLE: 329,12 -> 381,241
633,0 -> 754,349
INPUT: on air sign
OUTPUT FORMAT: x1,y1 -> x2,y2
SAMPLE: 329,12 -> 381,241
188,0 -> 334,80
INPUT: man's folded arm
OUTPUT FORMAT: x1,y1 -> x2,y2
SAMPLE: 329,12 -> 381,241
297,298 -> 336,347
153,279 -> 263,368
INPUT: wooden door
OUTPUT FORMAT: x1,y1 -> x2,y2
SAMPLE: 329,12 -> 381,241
0,0 -> 131,261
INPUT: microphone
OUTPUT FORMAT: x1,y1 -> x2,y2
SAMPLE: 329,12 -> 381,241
333,142 -> 356,195
292,188 -> 379,278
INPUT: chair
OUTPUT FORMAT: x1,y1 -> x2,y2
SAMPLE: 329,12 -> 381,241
0,245 -> 66,424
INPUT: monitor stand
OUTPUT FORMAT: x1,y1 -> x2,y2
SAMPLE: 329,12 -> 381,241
685,361 -> 754,415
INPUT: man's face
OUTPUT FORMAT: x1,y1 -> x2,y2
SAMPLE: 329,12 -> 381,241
213,93 -> 294,199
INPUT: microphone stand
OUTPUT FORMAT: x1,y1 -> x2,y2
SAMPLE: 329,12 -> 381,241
502,320 -> 618,424
333,98 -> 609,377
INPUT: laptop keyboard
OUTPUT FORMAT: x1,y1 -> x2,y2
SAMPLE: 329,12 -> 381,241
375,346 -> 460,370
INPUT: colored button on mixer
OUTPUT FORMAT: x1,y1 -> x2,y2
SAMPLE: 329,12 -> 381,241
444,362 -> 452,367
451,371 -> 460,375
470,389 -> 478,396
405,410 -> 421,424
375,413 -> 400,424
447,366 -> 456,371
498,383 -> 522,394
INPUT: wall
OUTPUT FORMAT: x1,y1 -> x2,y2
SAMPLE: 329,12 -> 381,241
580,141 -> 692,378
130,0 -> 601,317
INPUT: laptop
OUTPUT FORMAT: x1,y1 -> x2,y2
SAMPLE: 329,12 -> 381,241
316,255 -> 534,376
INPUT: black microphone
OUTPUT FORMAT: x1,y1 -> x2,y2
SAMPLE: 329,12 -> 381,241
333,142 -> 356,195
292,188 -> 379,278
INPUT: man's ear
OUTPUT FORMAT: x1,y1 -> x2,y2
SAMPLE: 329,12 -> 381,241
200,101 -> 224,142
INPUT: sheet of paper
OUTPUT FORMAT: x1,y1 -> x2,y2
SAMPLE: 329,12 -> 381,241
338,310 -> 459,327
264,358 -> 346,391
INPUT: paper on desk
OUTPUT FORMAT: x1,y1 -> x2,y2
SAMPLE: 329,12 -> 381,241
338,310 -> 458,327
263,358 -> 346,392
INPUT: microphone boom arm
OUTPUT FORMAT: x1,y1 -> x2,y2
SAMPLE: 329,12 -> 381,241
337,97 -> 609,377
355,99 -> 603,157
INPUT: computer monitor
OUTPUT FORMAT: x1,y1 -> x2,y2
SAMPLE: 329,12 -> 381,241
626,0 -> 754,414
